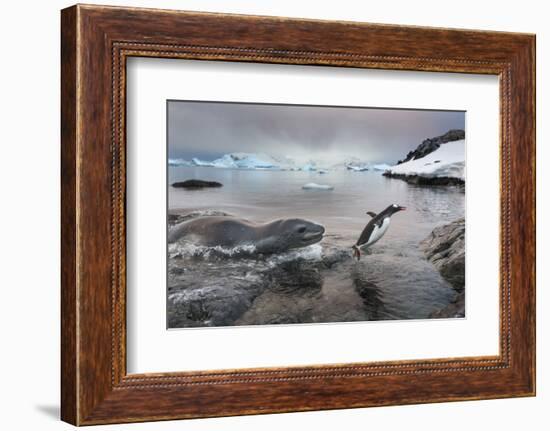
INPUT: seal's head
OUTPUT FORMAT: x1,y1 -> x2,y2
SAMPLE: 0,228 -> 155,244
273,218 -> 325,250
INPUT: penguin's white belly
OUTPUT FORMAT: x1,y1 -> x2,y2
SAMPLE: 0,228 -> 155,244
362,217 -> 391,248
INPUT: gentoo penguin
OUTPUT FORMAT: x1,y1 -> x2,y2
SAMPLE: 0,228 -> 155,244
352,204 -> 406,260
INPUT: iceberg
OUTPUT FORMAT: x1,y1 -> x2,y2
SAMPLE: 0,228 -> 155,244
226,153 -> 281,169
172,152 -> 390,173
300,163 -> 317,172
209,154 -> 238,169
191,157 -> 215,167
342,160 -> 392,172
168,158 -> 192,166
207,153 -> 290,170
302,183 -> 334,191
371,163 -> 392,171
346,163 -> 369,172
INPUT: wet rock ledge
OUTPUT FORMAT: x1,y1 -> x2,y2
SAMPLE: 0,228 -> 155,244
382,129 -> 465,186
382,173 -> 464,186
172,179 -> 223,189
420,218 -> 465,318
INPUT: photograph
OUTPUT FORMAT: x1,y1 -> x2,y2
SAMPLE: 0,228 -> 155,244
166,101 -> 466,328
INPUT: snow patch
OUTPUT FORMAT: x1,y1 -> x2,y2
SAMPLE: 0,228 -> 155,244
385,140 -> 465,180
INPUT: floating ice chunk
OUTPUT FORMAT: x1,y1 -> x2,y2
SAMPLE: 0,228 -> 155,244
371,163 -> 392,171
346,163 -> 369,172
302,183 -> 334,190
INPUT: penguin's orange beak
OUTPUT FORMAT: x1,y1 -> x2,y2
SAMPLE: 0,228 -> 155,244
398,206 -> 406,211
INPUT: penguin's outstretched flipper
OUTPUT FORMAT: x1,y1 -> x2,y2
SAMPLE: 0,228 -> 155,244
352,245 -> 361,261
366,211 -> 377,218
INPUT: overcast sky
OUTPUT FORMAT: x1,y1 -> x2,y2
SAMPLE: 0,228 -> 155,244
168,101 -> 464,164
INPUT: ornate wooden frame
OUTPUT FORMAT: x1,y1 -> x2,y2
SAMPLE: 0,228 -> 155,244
61,4 -> 535,425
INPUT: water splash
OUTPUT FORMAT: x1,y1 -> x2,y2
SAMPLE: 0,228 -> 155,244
168,241 -> 258,259
265,243 -> 323,266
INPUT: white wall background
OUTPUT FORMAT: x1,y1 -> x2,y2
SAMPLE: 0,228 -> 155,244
0,1 -> 546,429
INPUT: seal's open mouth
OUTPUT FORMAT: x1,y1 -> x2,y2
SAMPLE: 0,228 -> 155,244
301,230 -> 324,243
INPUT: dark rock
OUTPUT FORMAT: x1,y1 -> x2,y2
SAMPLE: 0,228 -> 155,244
171,179 -> 223,189
430,292 -> 465,318
321,247 -> 353,268
421,218 -> 465,319
169,267 -> 186,276
267,260 -> 323,293
420,218 -> 465,292
257,315 -> 306,325
167,277 -> 266,328
396,129 -> 465,165
382,172 -> 465,186
167,248 -> 333,328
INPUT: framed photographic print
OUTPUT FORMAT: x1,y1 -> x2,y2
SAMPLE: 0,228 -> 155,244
164,101 -> 466,330
61,4 -> 535,425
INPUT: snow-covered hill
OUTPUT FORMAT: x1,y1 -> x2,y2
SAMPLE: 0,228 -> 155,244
384,139 -> 465,181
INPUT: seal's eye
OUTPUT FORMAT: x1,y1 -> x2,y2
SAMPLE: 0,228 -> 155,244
297,226 -> 306,234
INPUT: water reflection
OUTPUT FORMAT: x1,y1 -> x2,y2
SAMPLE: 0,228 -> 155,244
351,268 -> 390,321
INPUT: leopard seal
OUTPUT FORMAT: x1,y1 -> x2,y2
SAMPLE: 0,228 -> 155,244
168,216 -> 325,254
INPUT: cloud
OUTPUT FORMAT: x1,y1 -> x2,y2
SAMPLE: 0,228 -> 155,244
168,100 -> 465,164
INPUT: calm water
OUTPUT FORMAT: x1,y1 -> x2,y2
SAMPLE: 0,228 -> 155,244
167,166 -> 464,328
